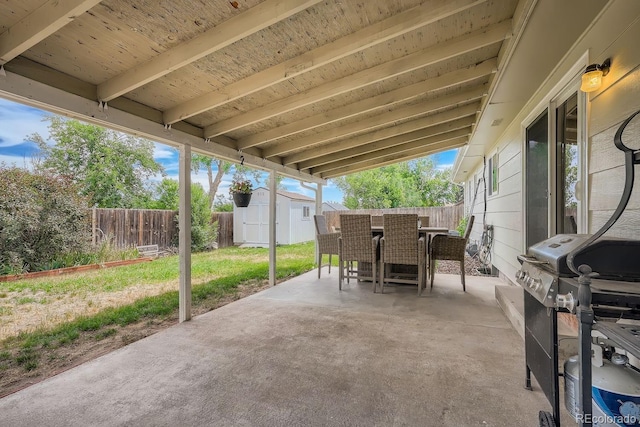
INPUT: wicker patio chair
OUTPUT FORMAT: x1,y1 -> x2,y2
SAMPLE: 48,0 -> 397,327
338,214 -> 380,292
314,215 -> 340,278
429,215 -> 475,291
418,216 -> 430,227
370,215 -> 384,227
379,214 -> 425,295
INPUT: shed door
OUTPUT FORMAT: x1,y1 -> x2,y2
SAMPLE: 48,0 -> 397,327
243,203 -> 278,244
243,204 -> 261,243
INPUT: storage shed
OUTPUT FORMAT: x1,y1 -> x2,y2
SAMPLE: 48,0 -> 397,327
233,187 -> 316,247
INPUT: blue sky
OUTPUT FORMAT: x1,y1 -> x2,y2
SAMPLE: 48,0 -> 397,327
0,97 -> 458,203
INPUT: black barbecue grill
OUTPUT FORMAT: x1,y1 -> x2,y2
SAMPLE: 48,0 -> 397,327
517,110 -> 640,427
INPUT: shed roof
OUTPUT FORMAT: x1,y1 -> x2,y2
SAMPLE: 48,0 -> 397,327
254,187 -> 315,202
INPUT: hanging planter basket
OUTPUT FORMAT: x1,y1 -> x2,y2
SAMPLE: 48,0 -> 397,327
232,192 -> 252,208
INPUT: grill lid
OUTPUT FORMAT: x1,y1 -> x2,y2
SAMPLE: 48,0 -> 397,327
528,234 -> 640,280
527,234 -> 591,272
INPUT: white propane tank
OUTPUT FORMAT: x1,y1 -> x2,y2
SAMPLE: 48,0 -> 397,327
565,353 -> 640,426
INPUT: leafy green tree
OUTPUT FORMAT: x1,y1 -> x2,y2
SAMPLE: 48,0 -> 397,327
413,159 -> 463,206
149,178 -> 217,251
333,158 -> 462,208
30,117 -> 164,208
147,179 -> 179,210
212,194 -> 234,212
0,166 -> 90,274
192,154 -> 232,209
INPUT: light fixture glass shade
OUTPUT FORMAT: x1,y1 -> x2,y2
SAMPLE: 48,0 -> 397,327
580,67 -> 603,92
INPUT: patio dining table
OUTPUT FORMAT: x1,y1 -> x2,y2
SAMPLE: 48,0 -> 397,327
355,226 -> 450,284
370,225 -> 450,236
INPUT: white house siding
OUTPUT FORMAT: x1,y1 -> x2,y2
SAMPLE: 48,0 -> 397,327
466,131 -> 524,281
463,0 -> 640,282
587,17 -> 640,238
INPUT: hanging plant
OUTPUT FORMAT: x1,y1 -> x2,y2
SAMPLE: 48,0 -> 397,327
229,179 -> 253,207
229,179 -> 253,195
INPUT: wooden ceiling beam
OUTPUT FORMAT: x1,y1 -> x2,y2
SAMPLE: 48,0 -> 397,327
204,19 -> 512,138
311,128 -> 471,175
321,138 -> 469,179
287,102 -> 479,167
96,0 -> 322,102
298,116 -> 475,171
289,103 -> 479,168
239,58 -> 496,150
272,86 -> 484,160
162,0 -> 485,125
0,0 -> 102,65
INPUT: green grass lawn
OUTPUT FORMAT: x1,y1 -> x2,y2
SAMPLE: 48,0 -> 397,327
0,242 -> 318,383
1,242 -> 317,294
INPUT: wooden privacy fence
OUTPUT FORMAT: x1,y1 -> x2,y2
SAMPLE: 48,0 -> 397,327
211,212 -> 233,248
323,203 -> 464,232
92,208 -> 178,249
91,208 -> 235,249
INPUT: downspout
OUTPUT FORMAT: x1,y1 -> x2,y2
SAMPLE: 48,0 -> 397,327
301,181 -> 322,262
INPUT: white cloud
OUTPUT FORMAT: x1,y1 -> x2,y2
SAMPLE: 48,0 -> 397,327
153,145 -> 177,160
0,99 -> 50,147
436,162 -> 454,171
284,180 -> 315,197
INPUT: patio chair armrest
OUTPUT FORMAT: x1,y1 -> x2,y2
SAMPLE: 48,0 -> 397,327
431,235 -> 467,259
317,233 -> 340,254
418,236 -> 426,258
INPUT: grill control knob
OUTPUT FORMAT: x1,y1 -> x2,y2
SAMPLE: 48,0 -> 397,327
525,276 -> 533,288
556,293 -> 576,312
515,269 -> 526,281
530,278 -> 542,291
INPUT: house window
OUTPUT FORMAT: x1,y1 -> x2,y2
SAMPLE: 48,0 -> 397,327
488,153 -> 498,196
302,206 -> 310,219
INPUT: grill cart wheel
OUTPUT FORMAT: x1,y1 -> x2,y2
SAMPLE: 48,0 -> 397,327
538,411 -> 555,427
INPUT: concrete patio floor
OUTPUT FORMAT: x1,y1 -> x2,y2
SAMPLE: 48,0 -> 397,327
0,270 -> 553,426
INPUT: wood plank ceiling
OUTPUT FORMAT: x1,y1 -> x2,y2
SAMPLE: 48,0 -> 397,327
0,0 -> 522,179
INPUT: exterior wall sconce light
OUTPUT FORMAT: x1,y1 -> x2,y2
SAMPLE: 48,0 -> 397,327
580,58 -> 610,93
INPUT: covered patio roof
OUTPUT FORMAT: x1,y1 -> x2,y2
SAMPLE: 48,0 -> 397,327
0,0 -> 528,180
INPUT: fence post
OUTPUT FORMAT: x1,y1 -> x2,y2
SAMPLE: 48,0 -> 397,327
92,207 -> 97,246
138,210 -> 144,246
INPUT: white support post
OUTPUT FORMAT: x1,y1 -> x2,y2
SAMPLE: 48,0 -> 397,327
179,144 -> 192,322
269,170 -> 277,286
